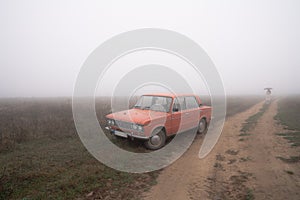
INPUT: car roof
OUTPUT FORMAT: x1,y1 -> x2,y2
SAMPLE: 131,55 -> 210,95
143,93 -> 197,98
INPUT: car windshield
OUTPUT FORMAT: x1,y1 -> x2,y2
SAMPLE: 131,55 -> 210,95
134,96 -> 172,112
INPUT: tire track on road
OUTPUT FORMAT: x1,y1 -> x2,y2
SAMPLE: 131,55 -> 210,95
142,101 -> 264,200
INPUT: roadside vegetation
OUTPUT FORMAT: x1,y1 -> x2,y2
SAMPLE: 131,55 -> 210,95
240,102 -> 269,135
0,98 -> 157,200
226,96 -> 264,117
276,156 -> 300,163
275,96 -> 300,148
274,96 -> 300,165
0,135 -> 158,200
274,96 -> 300,131
0,96 -> 263,199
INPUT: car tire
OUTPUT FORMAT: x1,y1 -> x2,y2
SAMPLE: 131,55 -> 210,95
197,118 -> 207,134
144,128 -> 166,150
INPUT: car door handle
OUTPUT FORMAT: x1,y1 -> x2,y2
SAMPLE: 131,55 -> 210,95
185,113 -> 190,115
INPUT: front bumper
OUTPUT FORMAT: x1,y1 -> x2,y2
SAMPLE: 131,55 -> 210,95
105,126 -> 149,140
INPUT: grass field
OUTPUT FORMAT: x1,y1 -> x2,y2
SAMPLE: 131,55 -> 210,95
275,96 -> 300,131
275,96 -> 300,147
0,96 -> 263,199
226,95 -> 263,117
0,98 -> 158,200
0,134 -> 158,200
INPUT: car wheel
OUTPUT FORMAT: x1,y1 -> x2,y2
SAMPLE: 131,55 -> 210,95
197,118 -> 207,134
144,128 -> 166,150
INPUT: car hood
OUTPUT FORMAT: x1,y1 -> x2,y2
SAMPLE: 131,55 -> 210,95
106,108 -> 167,125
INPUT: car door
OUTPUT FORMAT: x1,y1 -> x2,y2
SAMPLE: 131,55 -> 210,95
171,97 -> 190,133
185,96 -> 201,129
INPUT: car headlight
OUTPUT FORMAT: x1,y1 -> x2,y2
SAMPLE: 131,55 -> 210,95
131,124 -> 143,132
132,124 -> 138,130
137,125 -> 143,132
107,119 -> 115,125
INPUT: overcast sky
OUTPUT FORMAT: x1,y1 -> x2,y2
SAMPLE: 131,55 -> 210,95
1,0 -> 300,97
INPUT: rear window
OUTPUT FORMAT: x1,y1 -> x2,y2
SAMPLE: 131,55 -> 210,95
185,96 -> 199,109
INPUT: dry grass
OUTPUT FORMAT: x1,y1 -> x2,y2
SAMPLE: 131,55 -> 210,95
275,96 -> 300,147
0,135 -> 159,200
275,96 -> 300,131
226,96 -> 264,117
0,97 -> 158,200
0,95 -> 263,199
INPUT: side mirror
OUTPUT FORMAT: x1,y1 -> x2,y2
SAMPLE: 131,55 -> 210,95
173,107 -> 179,112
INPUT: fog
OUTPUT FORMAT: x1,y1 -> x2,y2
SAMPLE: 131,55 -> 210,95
1,0 -> 300,97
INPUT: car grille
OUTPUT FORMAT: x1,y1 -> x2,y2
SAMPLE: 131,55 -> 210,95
115,120 -> 132,130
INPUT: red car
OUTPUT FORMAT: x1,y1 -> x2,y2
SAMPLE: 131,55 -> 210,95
106,93 -> 212,150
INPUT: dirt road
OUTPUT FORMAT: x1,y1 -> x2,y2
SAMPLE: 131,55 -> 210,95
142,100 -> 300,200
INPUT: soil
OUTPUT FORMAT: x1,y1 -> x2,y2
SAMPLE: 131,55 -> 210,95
142,100 -> 300,200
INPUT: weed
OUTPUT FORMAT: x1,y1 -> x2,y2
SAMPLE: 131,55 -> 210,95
240,157 -> 252,162
245,188 -> 255,200
226,149 -> 239,155
228,159 -> 237,164
239,133 -> 250,137
214,162 -> 223,169
216,154 -> 225,161
284,170 -> 294,175
276,132 -> 300,147
240,103 -> 269,134
276,156 -> 300,163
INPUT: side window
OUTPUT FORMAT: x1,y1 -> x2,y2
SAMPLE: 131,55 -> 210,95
173,97 -> 186,112
165,98 -> 172,112
173,98 -> 180,111
178,97 -> 186,110
185,96 -> 199,109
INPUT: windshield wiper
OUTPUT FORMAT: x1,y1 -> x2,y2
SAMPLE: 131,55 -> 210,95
142,106 -> 150,110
